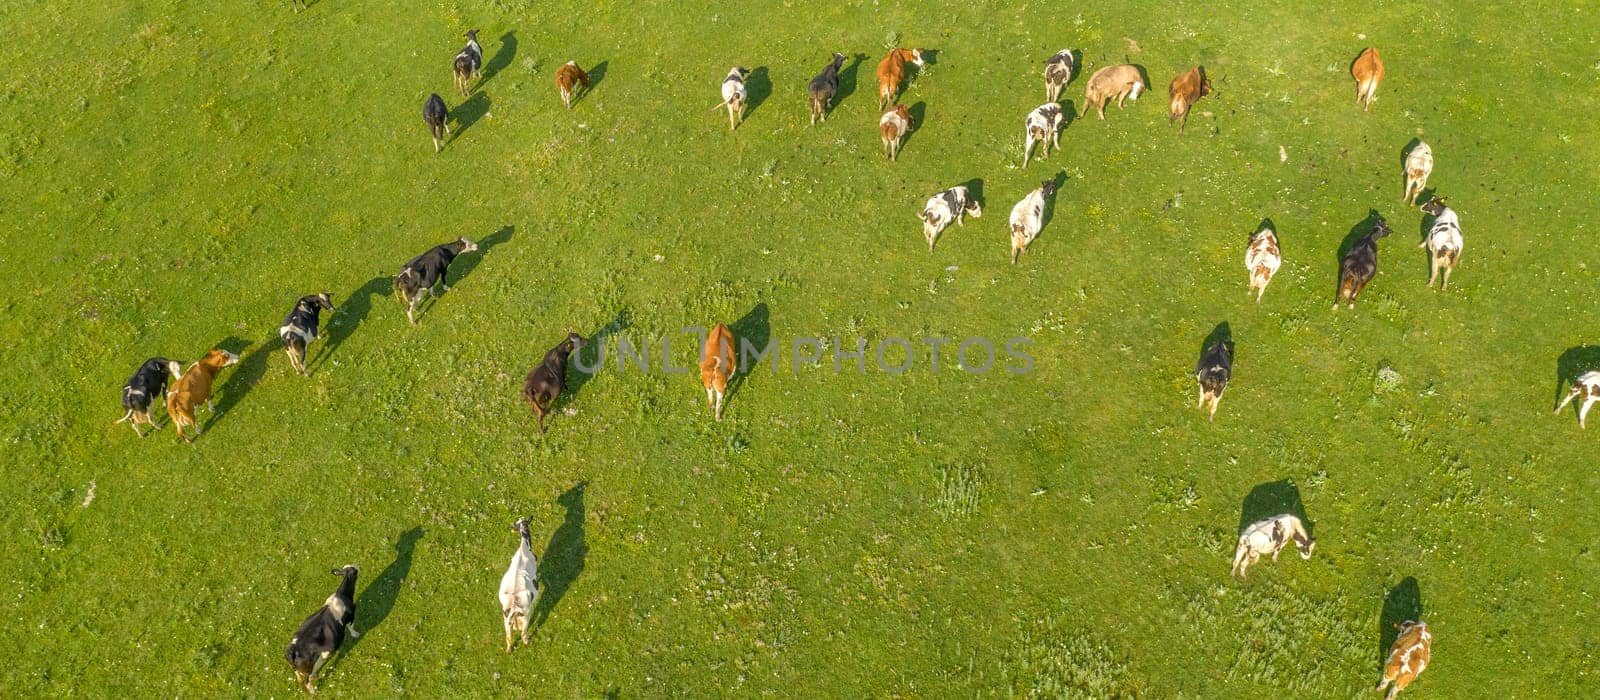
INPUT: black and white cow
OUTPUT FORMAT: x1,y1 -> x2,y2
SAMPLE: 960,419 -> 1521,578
453,29 -> 483,96
1044,49 -> 1076,103
395,237 -> 479,325
1009,180 -> 1058,264
1196,340 -> 1232,421
1023,102 -> 1066,168
1418,198 -> 1464,290
285,564 -> 360,694
714,67 -> 750,131
280,293 -> 334,376
918,185 -> 982,252
114,357 -> 183,436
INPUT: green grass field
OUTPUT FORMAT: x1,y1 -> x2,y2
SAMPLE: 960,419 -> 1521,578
2,0 -> 1597,695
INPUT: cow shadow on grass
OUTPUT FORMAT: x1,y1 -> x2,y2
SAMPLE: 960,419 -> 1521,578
1334,209 -> 1385,298
1199,321 -> 1236,366
534,482 -> 587,628
348,526 -> 423,653
1378,577 -> 1423,673
481,31 -> 517,86
725,302 -> 771,408
743,66 -> 772,120
1038,170 -> 1069,230
1555,346 -> 1600,405
448,224 -> 514,288
564,310 -> 632,407
1237,478 -> 1308,537
833,54 -> 866,109
312,275 -> 390,372
570,60 -> 606,108
451,92 -> 491,143
897,101 -> 927,155
207,334 -> 274,434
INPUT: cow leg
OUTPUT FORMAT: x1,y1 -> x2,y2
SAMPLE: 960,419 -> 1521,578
1442,265 -> 1452,290
1580,395 -> 1598,429
1427,255 -> 1439,288
1556,386 -> 1582,413
714,391 -> 724,421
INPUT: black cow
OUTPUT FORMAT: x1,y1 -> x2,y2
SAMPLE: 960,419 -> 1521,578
807,52 -> 847,125
1335,215 -> 1393,309
522,332 -> 588,434
423,93 -> 450,153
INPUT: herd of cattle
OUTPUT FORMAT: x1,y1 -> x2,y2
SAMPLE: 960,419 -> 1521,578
103,10 -> 1577,692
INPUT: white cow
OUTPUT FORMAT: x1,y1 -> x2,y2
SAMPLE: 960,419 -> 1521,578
498,517 -> 540,652
1231,513 -> 1314,578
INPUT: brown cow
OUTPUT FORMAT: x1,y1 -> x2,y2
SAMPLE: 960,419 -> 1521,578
699,323 -> 737,421
1352,47 -> 1384,111
555,61 -> 590,109
1168,65 -> 1213,133
1084,64 -> 1146,120
1377,621 -> 1431,699
166,348 -> 240,443
876,48 -> 925,109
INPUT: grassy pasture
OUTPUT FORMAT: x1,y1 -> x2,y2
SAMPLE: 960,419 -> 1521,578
1,0 -> 1597,695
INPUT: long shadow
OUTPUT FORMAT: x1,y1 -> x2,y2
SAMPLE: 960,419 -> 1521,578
1335,209 -> 1385,296
899,101 -> 927,153
726,302 -> 771,402
481,31 -> 517,86
834,54 -> 865,106
1378,577 -> 1423,672
448,224 -> 514,288
1237,478 -> 1307,536
207,334 -> 273,432
570,60 -> 606,107
565,310 -> 632,404
743,67 -> 772,119
312,275 -> 390,371
534,483 -> 588,628
1039,170 -> 1069,229
1556,346 -> 1600,404
348,527 -> 423,652
451,92 -> 491,143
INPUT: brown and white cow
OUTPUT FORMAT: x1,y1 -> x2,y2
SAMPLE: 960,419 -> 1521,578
879,104 -> 914,161
1555,371 -> 1600,428
1245,226 -> 1281,303
555,61 -> 590,109
1168,65 -> 1213,134
166,348 -> 240,442
876,48 -> 925,109
1377,621 -> 1431,699
1403,141 -> 1433,205
699,323 -> 737,421
1084,64 -> 1145,120
1352,47 -> 1385,111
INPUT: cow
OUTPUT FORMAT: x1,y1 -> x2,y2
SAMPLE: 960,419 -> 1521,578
1009,180 -> 1057,264
522,332 -> 588,434
1231,513 -> 1314,578
711,67 -> 750,131
423,93 -> 450,153
876,48 -> 925,109
555,61 -> 590,109
1168,65 -> 1213,134
1044,49 -> 1076,103
1377,621 -> 1432,699
395,237 -> 479,325
879,104 -> 914,161
280,293 -> 333,377
166,348 -> 240,443
1418,197 -> 1463,290
1245,226 -> 1281,303
1335,215 -> 1393,310
1403,140 -> 1433,205
1352,47 -> 1384,111
919,185 -> 982,252
1084,64 -> 1146,120
114,357 -> 183,437
807,52 -> 847,125
285,565 -> 360,694
498,517 -> 540,652
1554,371 -> 1600,428
1022,102 -> 1065,168
1196,339 -> 1232,421
700,323 -> 736,421
453,29 -> 483,96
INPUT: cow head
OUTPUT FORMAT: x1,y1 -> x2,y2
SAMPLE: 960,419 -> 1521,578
458,237 -> 480,253
1419,197 -> 1448,216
